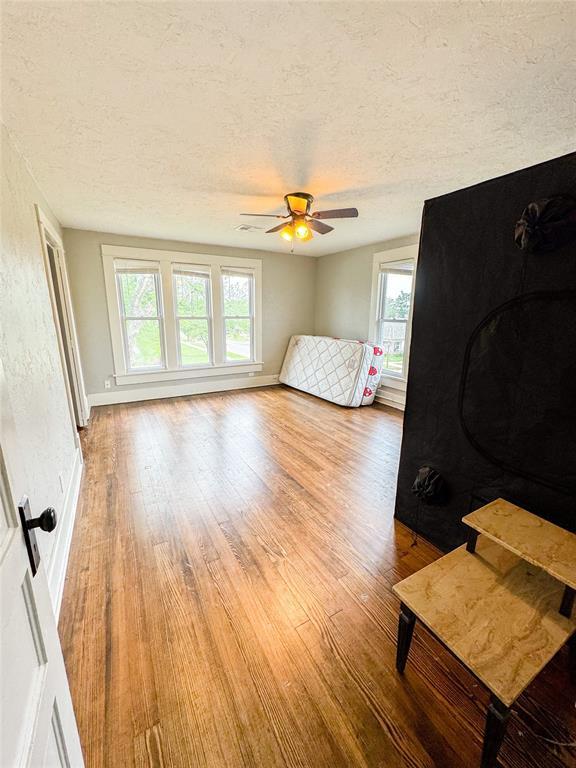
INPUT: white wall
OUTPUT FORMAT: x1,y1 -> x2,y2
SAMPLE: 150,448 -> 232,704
0,125 -> 80,609
314,234 -> 419,409
63,229 -> 317,402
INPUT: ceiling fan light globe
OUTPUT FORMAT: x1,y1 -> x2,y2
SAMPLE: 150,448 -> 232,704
280,224 -> 294,241
295,222 -> 310,239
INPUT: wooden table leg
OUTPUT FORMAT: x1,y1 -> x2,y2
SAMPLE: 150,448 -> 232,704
396,602 -> 416,673
466,529 -> 479,553
560,586 -> 574,618
481,695 -> 510,768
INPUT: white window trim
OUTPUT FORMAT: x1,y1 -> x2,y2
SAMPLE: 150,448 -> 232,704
369,244 -> 418,387
102,245 -> 263,385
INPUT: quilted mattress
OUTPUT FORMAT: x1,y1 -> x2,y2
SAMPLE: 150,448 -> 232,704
279,335 -> 383,407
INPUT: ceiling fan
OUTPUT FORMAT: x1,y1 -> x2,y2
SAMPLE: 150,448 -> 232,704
240,192 -> 358,243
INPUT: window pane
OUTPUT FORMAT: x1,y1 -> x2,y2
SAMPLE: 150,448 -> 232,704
382,272 -> 412,320
125,319 -> 163,369
174,273 -> 208,317
380,321 -> 407,373
119,273 -> 158,317
222,273 -> 250,316
179,319 -> 210,365
225,318 -> 251,361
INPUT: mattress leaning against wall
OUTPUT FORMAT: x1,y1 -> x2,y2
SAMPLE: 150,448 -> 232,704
279,335 -> 383,407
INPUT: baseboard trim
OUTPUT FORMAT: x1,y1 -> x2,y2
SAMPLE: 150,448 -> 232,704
375,391 -> 405,411
48,446 -> 83,619
87,374 -> 280,407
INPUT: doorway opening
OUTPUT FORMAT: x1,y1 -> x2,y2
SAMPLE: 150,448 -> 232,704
36,207 -> 89,434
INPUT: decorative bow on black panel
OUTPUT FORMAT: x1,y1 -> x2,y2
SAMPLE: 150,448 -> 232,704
411,466 -> 447,505
515,195 -> 576,252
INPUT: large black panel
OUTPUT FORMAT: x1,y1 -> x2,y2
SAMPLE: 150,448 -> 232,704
395,152 -> 576,551
459,291 -> 576,493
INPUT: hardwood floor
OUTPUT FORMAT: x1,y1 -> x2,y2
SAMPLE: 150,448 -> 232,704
59,386 -> 575,768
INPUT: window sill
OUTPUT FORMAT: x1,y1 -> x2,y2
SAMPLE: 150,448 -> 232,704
114,362 -> 263,386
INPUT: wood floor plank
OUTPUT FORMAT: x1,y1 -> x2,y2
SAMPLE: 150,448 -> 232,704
60,387 -> 576,767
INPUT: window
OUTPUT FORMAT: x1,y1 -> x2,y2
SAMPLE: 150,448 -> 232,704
376,260 -> 415,377
173,268 -> 212,366
222,270 -> 254,362
102,246 -> 262,384
116,263 -> 165,371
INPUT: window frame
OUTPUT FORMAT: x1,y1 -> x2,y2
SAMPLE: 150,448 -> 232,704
102,245 -> 263,385
172,267 -> 214,368
369,244 -> 418,386
375,265 -> 414,379
115,267 -> 166,373
221,269 -> 255,363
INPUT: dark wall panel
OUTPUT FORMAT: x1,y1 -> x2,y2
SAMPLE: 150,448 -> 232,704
395,152 -> 576,551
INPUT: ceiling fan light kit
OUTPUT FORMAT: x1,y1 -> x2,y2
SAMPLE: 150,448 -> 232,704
240,192 -> 358,245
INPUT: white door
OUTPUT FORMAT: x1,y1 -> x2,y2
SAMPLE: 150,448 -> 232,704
0,441 -> 84,767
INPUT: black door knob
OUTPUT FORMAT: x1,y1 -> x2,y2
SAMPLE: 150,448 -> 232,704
26,507 -> 57,533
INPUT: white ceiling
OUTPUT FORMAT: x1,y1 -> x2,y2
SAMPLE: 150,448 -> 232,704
2,2 -> 575,256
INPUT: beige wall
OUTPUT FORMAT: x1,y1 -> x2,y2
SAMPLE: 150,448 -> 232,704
64,227 -> 419,404
314,235 -> 419,342
0,125 -> 78,572
314,235 -> 419,410
63,229 -> 317,398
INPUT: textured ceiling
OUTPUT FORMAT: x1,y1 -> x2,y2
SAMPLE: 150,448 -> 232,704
2,1 -> 575,256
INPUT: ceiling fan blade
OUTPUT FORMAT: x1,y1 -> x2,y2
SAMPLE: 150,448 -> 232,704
240,213 -> 287,218
312,207 -> 359,219
309,219 -> 334,235
265,222 -> 290,233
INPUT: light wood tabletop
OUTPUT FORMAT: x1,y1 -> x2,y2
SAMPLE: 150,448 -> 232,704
463,498 -> 576,590
393,536 -> 575,707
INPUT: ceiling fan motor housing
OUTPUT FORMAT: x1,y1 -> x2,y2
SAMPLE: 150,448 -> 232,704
285,192 -> 314,216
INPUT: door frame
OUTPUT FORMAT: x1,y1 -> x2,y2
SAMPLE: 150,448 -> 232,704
36,207 -> 90,431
